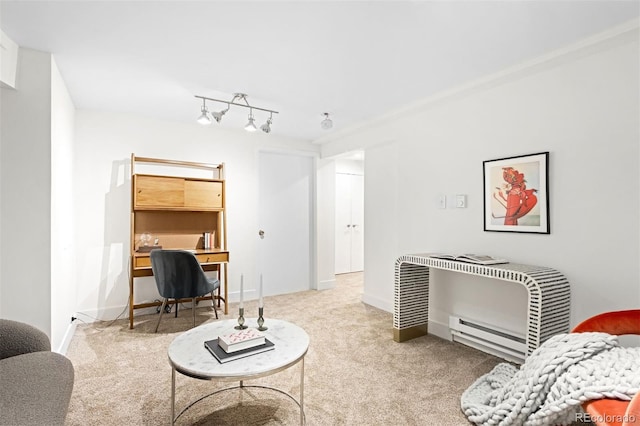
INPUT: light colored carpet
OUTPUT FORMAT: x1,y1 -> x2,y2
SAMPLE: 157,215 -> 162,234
65,273 -> 505,425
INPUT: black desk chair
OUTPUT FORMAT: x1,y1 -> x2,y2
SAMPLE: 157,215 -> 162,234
150,249 -> 220,333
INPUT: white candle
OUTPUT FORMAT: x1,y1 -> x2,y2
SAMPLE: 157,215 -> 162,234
259,274 -> 264,308
239,274 -> 244,309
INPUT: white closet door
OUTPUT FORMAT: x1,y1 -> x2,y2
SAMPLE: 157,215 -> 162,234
335,173 -> 353,274
335,173 -> 364,274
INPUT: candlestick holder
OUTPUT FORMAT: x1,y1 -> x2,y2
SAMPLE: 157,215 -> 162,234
234,307 -> 247,330
257,307 -> 268,331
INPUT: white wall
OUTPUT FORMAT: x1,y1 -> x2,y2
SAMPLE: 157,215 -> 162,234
361,141 -> 400,310
73,111 -> 318,320
51,57 -> 76,350
316,158 -> 336,290
0,49 -> 76,351
320,24 -> 640,337
0,49 -> 53,334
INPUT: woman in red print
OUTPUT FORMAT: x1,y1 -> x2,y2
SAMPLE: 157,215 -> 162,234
493,167 -> 538,225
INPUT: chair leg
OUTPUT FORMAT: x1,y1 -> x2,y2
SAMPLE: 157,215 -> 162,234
192,297 -> 197,327
175,300 -> 178,318
212,292 -> 219,319
155,298 -> 167,333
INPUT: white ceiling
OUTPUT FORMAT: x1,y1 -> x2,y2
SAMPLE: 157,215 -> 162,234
2,1 -> 638,142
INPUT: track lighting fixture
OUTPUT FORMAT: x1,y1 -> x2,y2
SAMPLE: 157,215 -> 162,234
195,93 -> 278,133
321,112 -> 333,130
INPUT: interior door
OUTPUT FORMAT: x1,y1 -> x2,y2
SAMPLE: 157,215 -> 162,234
258,151 -> 313,296
335,173 -> 364,274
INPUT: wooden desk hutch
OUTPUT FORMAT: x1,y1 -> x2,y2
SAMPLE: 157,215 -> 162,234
128,154 -> 229,329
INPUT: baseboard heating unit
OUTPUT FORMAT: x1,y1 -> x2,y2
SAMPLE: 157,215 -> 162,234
449,315 -> 526,363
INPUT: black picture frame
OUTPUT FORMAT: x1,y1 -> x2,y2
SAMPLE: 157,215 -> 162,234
483,152 -> 550,234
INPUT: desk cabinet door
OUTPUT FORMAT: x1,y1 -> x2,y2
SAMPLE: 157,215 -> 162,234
185,180 -> 223,209
135,176 -> 184,208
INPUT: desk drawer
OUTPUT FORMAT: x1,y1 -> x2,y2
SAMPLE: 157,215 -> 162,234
195,253 -> 229,264
134,252 -> 228,269
135,257 -> 152,268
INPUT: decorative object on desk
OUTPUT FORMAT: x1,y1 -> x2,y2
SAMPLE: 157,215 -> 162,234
218,328 -> 265,353
235,274 -> 247,329
140,232 -> 152,247
136,233 -> 162,252
428,253 -> 508,265
483,152 -> 549,234
257,274 -> 267,330
204,337 -> 275,363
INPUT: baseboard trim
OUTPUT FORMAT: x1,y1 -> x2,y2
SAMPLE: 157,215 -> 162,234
317,278 -> 336,291
361,292 -> 393,313
427,319 -> 452,342
74,304 -> 134,323
56,321 -> 77,355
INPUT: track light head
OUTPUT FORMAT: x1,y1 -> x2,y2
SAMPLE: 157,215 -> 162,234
197,104 -> 212,125
211,107 -> 228,123
261,113 -> 273,133
245,110 -> 257,132
321,112 -> 333,130
261,118 -> 273,134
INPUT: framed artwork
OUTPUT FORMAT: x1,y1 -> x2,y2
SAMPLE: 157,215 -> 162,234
483,152 -> 549,234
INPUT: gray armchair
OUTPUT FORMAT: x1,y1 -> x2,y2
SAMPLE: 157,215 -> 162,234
150,249 -> 220,332
0,319 -> 74,426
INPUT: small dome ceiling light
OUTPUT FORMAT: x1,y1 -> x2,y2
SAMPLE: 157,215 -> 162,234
321,112 -> 333,130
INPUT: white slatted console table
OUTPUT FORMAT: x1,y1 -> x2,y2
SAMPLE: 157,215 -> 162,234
393,254 -> 571,357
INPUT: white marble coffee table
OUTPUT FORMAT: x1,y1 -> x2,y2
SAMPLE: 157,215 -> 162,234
168,318 -> 309,425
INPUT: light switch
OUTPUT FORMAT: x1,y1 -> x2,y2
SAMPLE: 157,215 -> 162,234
456,194 -> 466,208
438,195 -> 446,209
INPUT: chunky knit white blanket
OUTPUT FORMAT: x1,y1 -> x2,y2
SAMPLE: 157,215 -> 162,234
461,332 -> 640,425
